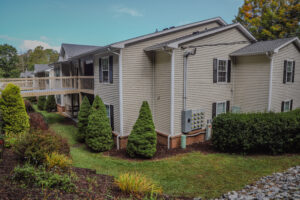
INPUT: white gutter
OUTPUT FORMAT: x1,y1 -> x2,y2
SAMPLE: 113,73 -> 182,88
168,50 -> 175,149
267,51 -> 274,112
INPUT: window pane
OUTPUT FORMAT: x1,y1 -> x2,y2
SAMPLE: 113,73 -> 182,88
284,101 -> 290,112
102,58 -> 109,71
287,72 -> 292,82
218,60 -> 227,82
216,102 -> 225,115
105,105 -> 110,122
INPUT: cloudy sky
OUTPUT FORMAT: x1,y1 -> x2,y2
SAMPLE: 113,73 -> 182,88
0,0 -> 243,54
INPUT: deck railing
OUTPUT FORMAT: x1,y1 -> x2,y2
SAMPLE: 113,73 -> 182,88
0,76 -> 94,94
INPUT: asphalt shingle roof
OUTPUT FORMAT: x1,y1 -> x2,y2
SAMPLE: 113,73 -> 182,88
34,64 -> 53,74
20,70 -> 34,78
230,37 -> 299,56
61,43 -> 100,58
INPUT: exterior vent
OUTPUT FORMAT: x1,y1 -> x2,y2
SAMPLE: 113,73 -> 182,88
192,31 -> 200,35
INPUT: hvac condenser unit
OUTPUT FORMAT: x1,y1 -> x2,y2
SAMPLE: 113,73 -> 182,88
182,109 -> 205,133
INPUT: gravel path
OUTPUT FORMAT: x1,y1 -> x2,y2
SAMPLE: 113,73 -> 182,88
215,166 -> 300,200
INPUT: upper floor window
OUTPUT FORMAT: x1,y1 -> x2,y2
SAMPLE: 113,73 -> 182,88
99,56 -> 113,84
213,58 -> 231,83
283,60 -> 295,83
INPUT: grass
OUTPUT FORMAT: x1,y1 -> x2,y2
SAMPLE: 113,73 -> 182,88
33,105 -> 300,199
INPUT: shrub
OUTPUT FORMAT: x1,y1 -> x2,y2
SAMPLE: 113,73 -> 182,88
127,101 -> 157,158
77,96 -> 91,142
86,96 -> 113,152
0,84 -> 30,134
28,112 -> 48,130
12,164 -> 75,192
4,132 -> 25,148
44,95 -> 57,112
115,172 -> 162,195
37,96 -> 46,110
211,109 -> 300,154
14,130 -> 70,165
45,152 -> 72,173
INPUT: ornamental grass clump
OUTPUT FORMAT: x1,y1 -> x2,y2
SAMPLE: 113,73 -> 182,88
0,83 -> 29,134
86,95 -> 113,152
115,172 -> 162,195
77,96 -> 91,142
45,152 -> 72,173
126,101 -> 157,158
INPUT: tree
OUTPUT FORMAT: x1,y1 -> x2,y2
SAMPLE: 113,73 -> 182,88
37,96 -> 46,110
0,44 -> 20,78
126,101 -> 157,158
77,96 -> 91,142
85,96 -> 113,152
44,95 -> 57,112
234,0 -> 300,40
0,84 -> 29,134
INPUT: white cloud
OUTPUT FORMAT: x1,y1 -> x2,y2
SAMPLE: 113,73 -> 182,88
0,35 -> 19,41
40,36 -> 48,41
20,40 -> 60,52
114,6 -> 143,17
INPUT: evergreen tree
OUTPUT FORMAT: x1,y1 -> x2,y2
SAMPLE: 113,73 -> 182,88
77,96 -> 91,142
86,96 -> 113,152
37,96 -> 46,110
126,101 -> 157,158
44,95 -> 57,112
0,84 -> 29,134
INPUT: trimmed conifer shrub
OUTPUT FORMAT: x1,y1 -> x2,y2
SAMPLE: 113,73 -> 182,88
85,96 -> 113,152
44,95 -> 57,112
37,96 -> 46,110
77,96 -> 91,142
0,84 -> 30,134
126,101 -> 157,158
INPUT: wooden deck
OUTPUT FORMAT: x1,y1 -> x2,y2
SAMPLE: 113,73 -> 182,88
0,76 -> 94,97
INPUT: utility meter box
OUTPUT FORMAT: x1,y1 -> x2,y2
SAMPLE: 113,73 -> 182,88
182,109 -> 205,133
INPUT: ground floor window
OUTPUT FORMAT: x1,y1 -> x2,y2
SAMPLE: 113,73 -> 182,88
56,95 -> 61,105
105,104 -> 110,122
282,100 -> 293,112
216,101 -> 226,116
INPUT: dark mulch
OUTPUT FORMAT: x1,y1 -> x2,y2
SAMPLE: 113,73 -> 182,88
0,149 -> 192,200
103,141 -> 217,161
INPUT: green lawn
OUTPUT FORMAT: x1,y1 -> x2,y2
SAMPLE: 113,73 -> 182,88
34,105 -> 300,199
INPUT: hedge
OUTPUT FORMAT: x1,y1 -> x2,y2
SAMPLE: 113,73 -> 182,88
211,109 -> 300,154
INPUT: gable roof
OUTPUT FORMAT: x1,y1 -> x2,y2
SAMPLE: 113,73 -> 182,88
59,43 -> 101,61
230,37 -> 300,56
34,64 -> 53,74
144,23 -> 256,51
20,70 -> 34,78
70,17 -> 227,59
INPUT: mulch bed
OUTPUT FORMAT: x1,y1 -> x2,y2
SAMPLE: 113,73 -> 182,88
0,149 -> 193,200
103,141 -> 217,161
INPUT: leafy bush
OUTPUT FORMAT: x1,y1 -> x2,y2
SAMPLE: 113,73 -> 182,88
0,83 -> 30,134
37,96 -> 46,110
4,132 -> 25,148
211,109 -> 300,154
14,130 -> 70,165
12,164 -> 75,192
115,172 -> 162,195
86,96 -> 113,152
44,95 -> 57,112
127,101 -> 157,158
28,112 -> 48,130
45,152 -> 72,173
77,96 -> 91,142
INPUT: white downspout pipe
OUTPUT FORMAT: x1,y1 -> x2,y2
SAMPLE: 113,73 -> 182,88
267,51 -> 274,112
183,48 -> 196,111
168,50 -> 175,149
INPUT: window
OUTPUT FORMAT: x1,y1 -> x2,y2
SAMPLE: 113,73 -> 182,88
56,95 -> 61,105
105,104 -> 110,122
282,100 -> 293,112
102,58 -> 109,83
54,66 -> 60,77
216,101 -> 226,116
217,60 -> 227,82
286,61 -> 293,83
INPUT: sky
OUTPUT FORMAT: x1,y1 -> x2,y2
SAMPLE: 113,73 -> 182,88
0,0 -> 244,54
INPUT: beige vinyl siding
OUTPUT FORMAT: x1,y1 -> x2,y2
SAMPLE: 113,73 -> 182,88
271,43 -> 300,112
154,51 -> 171,134
173,28 -> 250,135
234,55 -> 270,112
122,22 -> 221,135
94,53 -> 120,133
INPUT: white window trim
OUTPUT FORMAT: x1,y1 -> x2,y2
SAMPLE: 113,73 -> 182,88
217,59 -> 228,83
283,100 -> 291,112
286,60 -> 293,83
101,56 -> 110,84
216,101 -> 227,116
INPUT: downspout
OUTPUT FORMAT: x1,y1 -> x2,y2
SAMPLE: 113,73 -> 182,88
267,51 -> 274,112
108,48 -> 123,149
168,49 -> 175,149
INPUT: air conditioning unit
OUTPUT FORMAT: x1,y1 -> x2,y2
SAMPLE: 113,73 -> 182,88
182,109 -> 205,133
